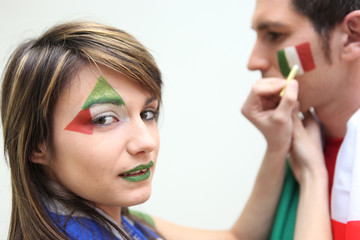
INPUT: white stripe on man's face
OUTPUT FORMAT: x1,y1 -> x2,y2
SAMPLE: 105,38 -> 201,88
285,47 -> 304,75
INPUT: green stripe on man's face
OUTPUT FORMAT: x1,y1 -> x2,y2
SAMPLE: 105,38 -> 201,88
82,76 -> 125,110
277,50 -> 291,77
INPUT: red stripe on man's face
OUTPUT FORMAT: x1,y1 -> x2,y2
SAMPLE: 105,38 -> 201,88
64,108 -> 93,135
295,42 -> 315,72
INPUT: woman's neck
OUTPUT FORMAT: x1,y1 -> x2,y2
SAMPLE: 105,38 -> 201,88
95,204 -> 122,225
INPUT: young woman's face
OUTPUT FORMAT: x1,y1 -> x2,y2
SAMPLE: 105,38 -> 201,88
48,65 -> 160,212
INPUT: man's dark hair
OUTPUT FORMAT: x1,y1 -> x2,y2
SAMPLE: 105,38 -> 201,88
293,0 -> 360,58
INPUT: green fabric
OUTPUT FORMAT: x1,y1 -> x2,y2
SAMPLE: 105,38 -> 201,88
129,209 -> 156,228
270,160 -> 299,240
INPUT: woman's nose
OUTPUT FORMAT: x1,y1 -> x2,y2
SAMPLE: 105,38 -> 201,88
126,120 -> 158,156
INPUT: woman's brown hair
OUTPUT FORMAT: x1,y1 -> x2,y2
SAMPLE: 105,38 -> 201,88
1,21 -> 162,240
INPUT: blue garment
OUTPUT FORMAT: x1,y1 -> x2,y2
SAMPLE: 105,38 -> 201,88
49,211 -> 117,239
122,215 -> 162,240
48,208 -> 162,240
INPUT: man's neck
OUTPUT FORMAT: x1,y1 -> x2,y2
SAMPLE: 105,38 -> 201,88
316,94 -> 360,138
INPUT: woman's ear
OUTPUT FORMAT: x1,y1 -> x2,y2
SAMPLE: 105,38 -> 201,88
342,10 -> 360,61
30,142 -> 50,166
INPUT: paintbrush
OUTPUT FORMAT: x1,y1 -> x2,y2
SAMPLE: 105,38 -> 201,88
279,65 -> 299,97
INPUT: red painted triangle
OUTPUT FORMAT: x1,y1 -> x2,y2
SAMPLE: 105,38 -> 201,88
64,108 -> 93,135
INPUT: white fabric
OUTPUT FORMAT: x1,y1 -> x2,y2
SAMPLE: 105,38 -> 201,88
331,108 -> 360,223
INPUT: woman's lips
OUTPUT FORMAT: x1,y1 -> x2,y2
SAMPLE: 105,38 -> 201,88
121,168 -> 149,177
119,161 -> 153,182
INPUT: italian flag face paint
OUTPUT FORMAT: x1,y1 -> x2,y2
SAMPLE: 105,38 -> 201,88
65,76 -> 126,135
277,42 -> 316,77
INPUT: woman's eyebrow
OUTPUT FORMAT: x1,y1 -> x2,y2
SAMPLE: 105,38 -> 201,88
82,76 -> 125,110
144,97 -> 158,107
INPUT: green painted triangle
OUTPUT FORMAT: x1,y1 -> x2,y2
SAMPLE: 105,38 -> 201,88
82,76 -> 125,110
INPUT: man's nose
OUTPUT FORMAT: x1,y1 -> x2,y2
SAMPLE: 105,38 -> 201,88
247,40 -> 271,72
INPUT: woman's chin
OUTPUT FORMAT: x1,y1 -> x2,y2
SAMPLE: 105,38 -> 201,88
123,187 -> 152,207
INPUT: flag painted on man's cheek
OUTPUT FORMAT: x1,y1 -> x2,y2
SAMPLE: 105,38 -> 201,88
64,76 -> 125,135
277,42 -> 316,77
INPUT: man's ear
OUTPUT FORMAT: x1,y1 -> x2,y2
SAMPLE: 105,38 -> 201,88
342,10 -> 360,61
30,142 -> 50,166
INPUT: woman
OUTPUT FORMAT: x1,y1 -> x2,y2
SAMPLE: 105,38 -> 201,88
2,21 -> 163,240
1,21 -> 330,239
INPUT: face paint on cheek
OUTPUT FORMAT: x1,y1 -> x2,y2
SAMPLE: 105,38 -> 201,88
277,42 -> 316,77
64,76 -> 126,134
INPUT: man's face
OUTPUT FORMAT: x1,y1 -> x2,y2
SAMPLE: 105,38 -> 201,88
248,0 -> 344,112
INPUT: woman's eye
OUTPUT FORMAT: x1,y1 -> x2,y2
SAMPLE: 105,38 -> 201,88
92,115 -> 119,126
140,110 -> 158,121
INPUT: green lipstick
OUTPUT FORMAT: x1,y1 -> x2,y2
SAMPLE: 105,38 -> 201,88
120,161 -> 154,182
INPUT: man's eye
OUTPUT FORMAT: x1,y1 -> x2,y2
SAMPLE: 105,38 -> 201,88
92,115 -> 118,126
267,32 -> 283,41
140,110 -> 158,121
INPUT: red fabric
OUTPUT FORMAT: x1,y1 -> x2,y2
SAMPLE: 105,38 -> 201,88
325,136 -> 344,239
332,219 -> 360,240
295,42 -> 316,72
332,219 -> 346,240
347,221 -> 360,239
324,136 -> 343,196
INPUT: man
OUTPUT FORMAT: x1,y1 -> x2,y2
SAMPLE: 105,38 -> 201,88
243,0 -> 360,239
